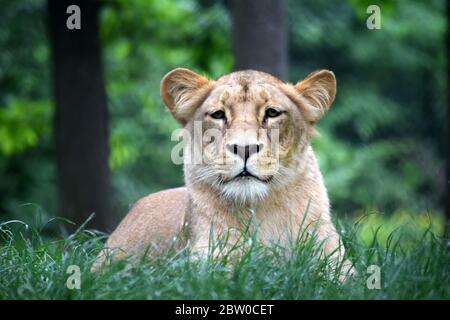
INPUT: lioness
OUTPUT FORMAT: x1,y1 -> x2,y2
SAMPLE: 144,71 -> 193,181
93,68 -> 354,278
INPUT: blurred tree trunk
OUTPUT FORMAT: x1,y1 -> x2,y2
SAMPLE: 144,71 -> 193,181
230,0 -> 288,80
48,0 -> 113,232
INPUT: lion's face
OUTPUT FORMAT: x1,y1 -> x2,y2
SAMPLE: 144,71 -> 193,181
161,68 -> 336,206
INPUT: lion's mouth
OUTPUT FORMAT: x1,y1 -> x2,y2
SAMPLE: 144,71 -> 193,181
229,170 -> 273,183
237,169 -> 252,178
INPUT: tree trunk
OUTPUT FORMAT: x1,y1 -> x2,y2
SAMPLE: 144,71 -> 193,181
230,0 -> 288,80
48,0 -> 113,232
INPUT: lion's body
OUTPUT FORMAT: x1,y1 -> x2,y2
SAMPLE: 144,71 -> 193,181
105,145 -> 333,248
102,187 -> 187,261
93,68 -> 354,278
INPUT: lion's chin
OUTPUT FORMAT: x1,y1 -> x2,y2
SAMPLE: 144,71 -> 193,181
220,177 -> 269,206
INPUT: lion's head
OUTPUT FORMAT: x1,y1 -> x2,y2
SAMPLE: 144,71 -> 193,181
161,68 -> 336,206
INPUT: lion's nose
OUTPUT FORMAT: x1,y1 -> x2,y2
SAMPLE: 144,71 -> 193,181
226,143 -> 263,162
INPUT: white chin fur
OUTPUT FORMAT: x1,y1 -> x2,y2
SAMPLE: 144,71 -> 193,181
221,178 -> 269,206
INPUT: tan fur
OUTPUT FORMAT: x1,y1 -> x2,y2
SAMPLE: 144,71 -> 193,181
93,68 -> 354,279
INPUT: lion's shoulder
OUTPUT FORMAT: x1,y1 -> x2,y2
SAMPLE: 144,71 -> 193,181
132,187 -> 188,213
105,187 -> 188,252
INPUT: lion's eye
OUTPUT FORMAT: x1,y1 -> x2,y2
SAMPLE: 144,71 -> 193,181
265,108 -> 282,118
210,110 -> 226,120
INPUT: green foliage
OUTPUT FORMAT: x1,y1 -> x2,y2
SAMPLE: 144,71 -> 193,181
355,210 -> 445,248
0,0 -> 232,216
290,0 -> 446,213
0,99 -> 51,155
313,132 -> 422,212
347,0 -> 394,19
0,0 -> 446,220
1,213 -> 449,299
0,0 -> 50,103
98,0 -> 232,211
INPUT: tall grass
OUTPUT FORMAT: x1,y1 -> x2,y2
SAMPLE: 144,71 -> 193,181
0,212 -> 449,299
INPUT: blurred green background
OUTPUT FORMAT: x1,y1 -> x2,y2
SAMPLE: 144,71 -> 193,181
0,0 -> 447,234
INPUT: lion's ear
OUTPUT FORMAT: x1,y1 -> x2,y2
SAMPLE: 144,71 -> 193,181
293,70 -> 336,124
160,68 -> 214,125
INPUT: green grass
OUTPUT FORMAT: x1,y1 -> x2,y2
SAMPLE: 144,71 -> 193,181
0,212 -> 449,299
